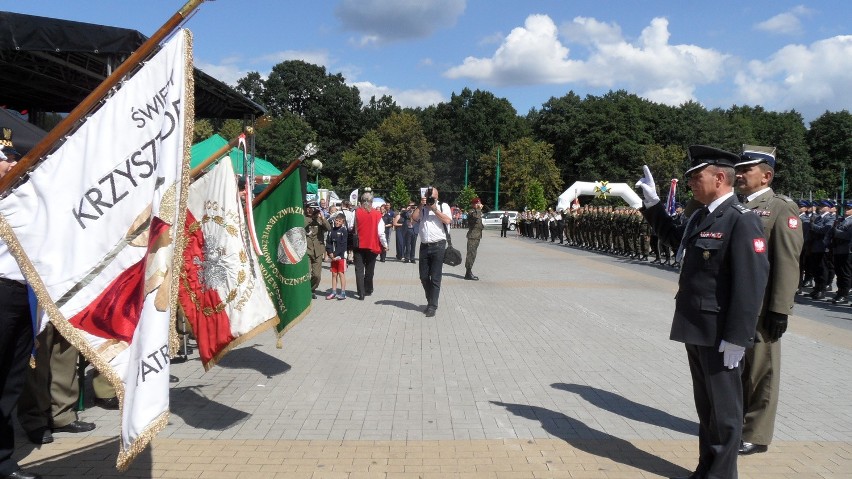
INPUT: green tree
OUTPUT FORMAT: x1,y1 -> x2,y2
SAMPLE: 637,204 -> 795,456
375,112 -> 434,193
807,110 -> 851,199
254,113 -> 317,169
476,138 -> 562,209
525,180 -> 547,211
193,118 -> 215,143
341,130 -> 385,192
389,178 -> 412,209
416,88 -> 528,192
218,119 -> 244,142
363,95 -> 402,131
258,60 -> 364,178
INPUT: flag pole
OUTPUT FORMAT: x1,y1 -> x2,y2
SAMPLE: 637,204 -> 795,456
189,136 -> 242,178
253,144 -> 317,207
0,0 -> 206,194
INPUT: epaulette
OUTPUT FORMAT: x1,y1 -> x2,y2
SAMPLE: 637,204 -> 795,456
773,193 -> 795,204
732,203 -> 751,214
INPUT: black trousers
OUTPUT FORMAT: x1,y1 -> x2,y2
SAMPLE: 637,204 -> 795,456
685,343 -> 744,479
0,280 -> 33,475
419,240 -> 446,310
834,253 -> 851,294
353,248 -> 378,297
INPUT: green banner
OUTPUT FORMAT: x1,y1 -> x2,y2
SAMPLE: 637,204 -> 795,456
253,172 -> 312,343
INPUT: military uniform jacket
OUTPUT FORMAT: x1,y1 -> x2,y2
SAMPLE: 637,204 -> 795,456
467,209 -> 484,239
744,189 -> 803,321
305,214 -> 331,259
643,197 -> 770,348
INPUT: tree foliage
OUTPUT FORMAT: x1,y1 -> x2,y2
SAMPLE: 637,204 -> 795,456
389,178 -> 412,209
807,110 -> 851,199
193,118 -> 215,143
524,180 -> 547,212
254,113 -> 317,169
476,138 -> 561,209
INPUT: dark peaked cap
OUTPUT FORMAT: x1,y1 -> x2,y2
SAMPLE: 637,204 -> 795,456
685,145 -> 740,175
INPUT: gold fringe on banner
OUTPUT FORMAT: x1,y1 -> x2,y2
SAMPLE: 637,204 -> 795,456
275,303 -> 312,349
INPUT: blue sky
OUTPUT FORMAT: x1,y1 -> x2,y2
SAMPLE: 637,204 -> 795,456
7,1 -> 851,123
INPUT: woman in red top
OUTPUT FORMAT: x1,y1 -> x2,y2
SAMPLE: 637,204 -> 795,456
353,192 -> 387,300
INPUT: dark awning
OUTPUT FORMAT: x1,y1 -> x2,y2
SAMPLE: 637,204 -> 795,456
0,11 -> 265,119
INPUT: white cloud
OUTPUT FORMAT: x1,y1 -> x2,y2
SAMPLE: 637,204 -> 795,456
444,15 -> 729,106
335,0 -> 466,44
351,81 -> 445,108
755,5 -> 814,35
734,35 -> 852,120
195,49 -> 332,86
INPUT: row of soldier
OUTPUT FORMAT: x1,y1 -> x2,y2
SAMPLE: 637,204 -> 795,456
517,205 -> 689,266
515,195 -> 851,305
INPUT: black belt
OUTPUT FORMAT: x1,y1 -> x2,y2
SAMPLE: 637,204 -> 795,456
0,277 -> 26,289
422,240 -> 447,245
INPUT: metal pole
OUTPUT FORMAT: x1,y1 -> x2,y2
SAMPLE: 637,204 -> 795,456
495,147 -> 501,210
464,158 -> 469,188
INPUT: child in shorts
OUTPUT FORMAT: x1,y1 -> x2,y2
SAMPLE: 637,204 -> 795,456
325,212 -> 349,300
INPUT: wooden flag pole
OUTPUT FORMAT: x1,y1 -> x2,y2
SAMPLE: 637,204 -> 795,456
189,136 -> 241,179
0,0 -> 206,194
252,143 -> 317,207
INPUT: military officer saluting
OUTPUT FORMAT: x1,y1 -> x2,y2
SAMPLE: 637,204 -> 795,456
636,145 -> 770,479
464,197 -> 484,280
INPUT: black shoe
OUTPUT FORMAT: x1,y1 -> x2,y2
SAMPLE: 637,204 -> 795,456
26,428 -> 53,445
53,420 -> 96,434
810,290 -> 825,300
739,441 -> 768,455
464,273 -> 479,281
402,258 -> 409,263
803,279 -> 814,287
95,396 -> 120,410
4,469 -> 43,479
832,295 -> 849,305
424,308 -> 436,318
669,474 -> 699,479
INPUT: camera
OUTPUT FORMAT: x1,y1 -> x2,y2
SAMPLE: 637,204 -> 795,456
425,186 -> 435,205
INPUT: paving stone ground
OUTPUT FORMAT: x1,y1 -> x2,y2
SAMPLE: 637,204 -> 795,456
15,229 -> 852,478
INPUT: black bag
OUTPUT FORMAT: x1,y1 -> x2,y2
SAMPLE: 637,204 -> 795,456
442,216 -> 462,266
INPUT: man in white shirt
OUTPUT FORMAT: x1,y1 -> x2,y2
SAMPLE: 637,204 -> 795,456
411,186 -> 453,317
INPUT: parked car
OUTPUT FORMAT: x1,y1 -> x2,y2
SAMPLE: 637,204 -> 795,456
482,210 -> 518,230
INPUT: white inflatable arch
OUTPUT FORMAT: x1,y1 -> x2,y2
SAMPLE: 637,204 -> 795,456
556,181 -> 643,211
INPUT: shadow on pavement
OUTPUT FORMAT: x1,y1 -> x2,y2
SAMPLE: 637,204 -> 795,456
491,401 -> 691,478
374,299 -> 424,312
215,345 -> 292,377
441,272 -> 466,279
169,386 -> 249,430
17,437 -> 152,478
552,383 -> 697,436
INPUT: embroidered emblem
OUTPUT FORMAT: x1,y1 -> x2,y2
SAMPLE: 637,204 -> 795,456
699,231 -> 724,239
753,238 -> 767,253
755,210 -> 771,217
787,217 -> 799,229
703,250 -> 711,260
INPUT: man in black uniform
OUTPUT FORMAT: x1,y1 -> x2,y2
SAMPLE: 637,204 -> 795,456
636,145 -> 770,479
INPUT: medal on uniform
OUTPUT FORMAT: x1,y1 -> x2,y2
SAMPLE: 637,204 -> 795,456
703,250 -> 710,260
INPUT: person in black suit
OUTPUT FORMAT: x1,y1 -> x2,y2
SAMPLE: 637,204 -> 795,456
636,145 -> 770,479
0,149 -> 42,479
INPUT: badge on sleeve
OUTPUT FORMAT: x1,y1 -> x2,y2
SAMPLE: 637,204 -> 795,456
787,216 -> 799,229
753,238 -> 767,253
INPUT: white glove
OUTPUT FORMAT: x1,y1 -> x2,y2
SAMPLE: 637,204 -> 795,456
634,165 -> 660,207
718,340 -> 745,369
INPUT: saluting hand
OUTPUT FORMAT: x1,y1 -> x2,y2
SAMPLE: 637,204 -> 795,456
635,165 -> 660,207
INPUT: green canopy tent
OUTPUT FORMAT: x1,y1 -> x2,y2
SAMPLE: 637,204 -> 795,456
190,134 -> 281,180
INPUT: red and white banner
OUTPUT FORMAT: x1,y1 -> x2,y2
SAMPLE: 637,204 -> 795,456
179,158 -> 278,370
0,30 -> 193,470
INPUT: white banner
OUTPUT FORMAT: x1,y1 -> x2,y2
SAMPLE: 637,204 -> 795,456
180,158 -> 278,370
0,30 -> 193,470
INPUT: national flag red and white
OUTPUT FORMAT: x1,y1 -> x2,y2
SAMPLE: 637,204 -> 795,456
179,158 -> 279,370
0,31 -> 193,470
